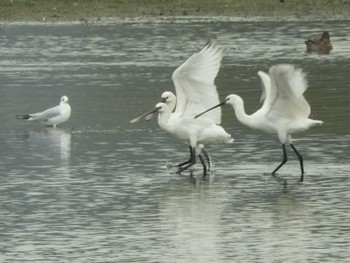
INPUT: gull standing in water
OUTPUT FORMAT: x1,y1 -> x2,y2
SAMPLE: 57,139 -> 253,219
17,96 -> 71,128
196,64 -> 322,182
131,41 -> 233,177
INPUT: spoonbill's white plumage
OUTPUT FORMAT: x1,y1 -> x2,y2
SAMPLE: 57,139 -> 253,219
196,64 -> 322,182
131,41 -> 233,177
145,101 -> 233,177
131,91 -> 210,170
160,91 -> 177,112
16,96 -> 71,128
160,91 -> 213,172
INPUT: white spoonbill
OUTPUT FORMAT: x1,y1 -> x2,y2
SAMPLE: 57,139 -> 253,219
130,41 -> 233,177
195,64 -> 322,182
143,102 -> 233,177
132,90 -> 213,172
17,96 -> 71,128
160,91 -> 214,172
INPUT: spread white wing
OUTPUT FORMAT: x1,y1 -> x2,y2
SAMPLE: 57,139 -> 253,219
262,64 -> 311,122
172,41 -> 222,125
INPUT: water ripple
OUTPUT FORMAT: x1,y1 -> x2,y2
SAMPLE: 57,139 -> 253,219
0,21 -> 349,262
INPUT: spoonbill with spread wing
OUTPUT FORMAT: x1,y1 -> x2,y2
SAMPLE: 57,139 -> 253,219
161,91 -> 216,172
131,41 -> 233,177
195,64 -> 322,182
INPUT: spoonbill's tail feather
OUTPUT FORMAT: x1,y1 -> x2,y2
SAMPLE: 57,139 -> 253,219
302,119 -> 323,129
310,119 -> 323,126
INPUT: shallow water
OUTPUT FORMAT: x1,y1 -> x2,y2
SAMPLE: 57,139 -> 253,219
0,20 -> 349,262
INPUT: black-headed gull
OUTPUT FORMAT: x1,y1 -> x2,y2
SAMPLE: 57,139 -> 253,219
17,96 -> 71,128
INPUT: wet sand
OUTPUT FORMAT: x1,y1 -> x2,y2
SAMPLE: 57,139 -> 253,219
0,0 -> 349,23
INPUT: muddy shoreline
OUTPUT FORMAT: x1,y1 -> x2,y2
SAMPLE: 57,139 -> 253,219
0,0 -> 349,23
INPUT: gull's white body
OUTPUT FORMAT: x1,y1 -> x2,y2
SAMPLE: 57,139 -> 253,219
225,64 -> 322,144
17,96 -> 71,127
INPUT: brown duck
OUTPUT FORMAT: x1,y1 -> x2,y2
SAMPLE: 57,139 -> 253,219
305,31 -> 333,54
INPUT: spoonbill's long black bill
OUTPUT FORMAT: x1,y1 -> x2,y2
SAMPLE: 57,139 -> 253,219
194,100 -> 226,119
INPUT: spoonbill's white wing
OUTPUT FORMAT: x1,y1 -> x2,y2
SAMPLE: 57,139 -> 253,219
266,64 -> 311,121
172,41 -> 222,124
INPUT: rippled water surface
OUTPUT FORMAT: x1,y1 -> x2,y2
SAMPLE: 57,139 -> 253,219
0,20 -> 349,262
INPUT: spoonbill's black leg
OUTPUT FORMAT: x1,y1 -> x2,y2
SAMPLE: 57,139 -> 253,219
177,146 -> 193,168
202,149 -> 212,171
272,144 -> 288,175
290,144 -> 304,182
198,154 -> 207,178
177,147 -> 196,174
